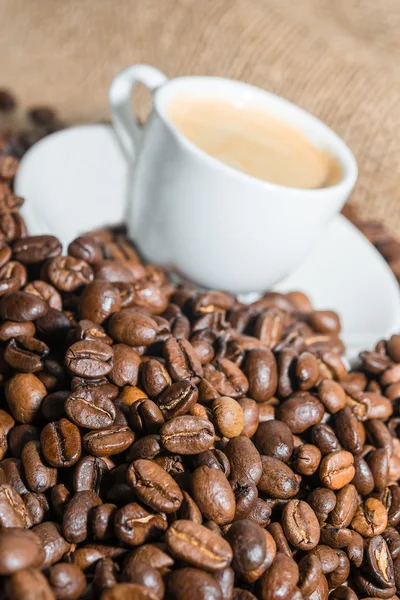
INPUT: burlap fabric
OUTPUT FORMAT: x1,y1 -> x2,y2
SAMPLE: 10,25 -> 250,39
1,0 -> 399,234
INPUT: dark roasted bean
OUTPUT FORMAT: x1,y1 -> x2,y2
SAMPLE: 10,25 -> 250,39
225,436 -> 262,488
127,459 -> 183,513
62,491 -> 102,543
0,290 -> 48,321
157,380 -> 198,420
258,455 -> 299,498
191,465 -> 235,525
41,418 -> 81,467
166,519 -> 232,571
83,426 -> 135,456
65,340 -> 113,378
0,527 -> 45,574
114,501 -> 167,546
160,415 -> 214,454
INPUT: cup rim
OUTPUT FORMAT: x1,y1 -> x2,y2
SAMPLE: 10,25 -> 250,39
153,75 -> 358,196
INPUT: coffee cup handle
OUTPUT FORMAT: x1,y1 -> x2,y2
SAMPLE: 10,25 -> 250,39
109,64 -> 168,161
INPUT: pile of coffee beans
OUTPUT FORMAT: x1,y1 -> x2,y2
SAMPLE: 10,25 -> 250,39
1,96 -> 400,600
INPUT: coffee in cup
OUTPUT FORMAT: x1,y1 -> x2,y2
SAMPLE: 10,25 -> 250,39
167,96 -> 341,189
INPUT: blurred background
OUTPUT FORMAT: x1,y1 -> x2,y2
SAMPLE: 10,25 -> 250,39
1,0 -> 399,234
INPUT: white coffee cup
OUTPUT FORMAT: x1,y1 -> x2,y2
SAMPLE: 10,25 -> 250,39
109,64 -> 358,294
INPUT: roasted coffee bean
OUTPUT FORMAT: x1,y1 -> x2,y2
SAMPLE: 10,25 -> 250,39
83,426 -> 135,456
367,535 -> 394,589
352,454 -> 375,495
160,415 -> 214,454
307,487 -> 337,523
328,484 -> 358,528
225,436 -> 262,488
258,552 -> 299,600
254,419 -> 293,462
44,255 -> 93,291
311,423 -> 342,456
212,396 -> 244,438
167,567 -> 222,600
40,390 -> 69,421
114,501 -> 167,546
124,543 -> 174,574
163,336 -> 203,382
335,406 -> 364,453
213,567 -> 234,600
127,459 -> 183,513
233,483 -> 258,520
108,308 -> 159,346
319,524 -> 352,548
329,586 -> 358,600
48,562 -> 86,600
65,340 -> 113,378
310,544 -> 340,574
68,236 -> 103,264
50,484 -> 71,519
258,456 -> 299,498
224,519 -> 266,577
166,520 -> 232,571
353,570 -> 396,598
319,450 -> 355,490
23,491 -> 49,525
195,449 -> 230,476
157,380 -> 198,420
33,521 -> 71,567
120,559 -> 165,597
0,319 -> 36,342
0,457 -> 29,495
279,391 -> 325,434
295,351 -> 320,391
237,397 -> 259,437
0,290 -> 48,321
65,390 -> 116,430
204,358 -> 249,398
101,582 -> 160,599
35,307 -> 72,341
5,567 -> 54,600
73,455 -> 108,494
130,399 -> 165,435
317,379 -> 346,413
4,335 -> 49,372
21,440 -> 58,492
244,347 -> 277,402
0,527 -> 45,574
298,553 -> 322,596
292,443 -> 322,475
368,447 -> 390,491
93,557 -> 118,593
0,482 -> 31,527
24,280 -> 62,311
92,503 -> 117,540
62,490 -> 102,543
178,490 -> 203,523
367,419 -> 393,456
6,372 -> 47,423
351,497 -> 388,537
13,235 -> 61,264
346,530 -> 364,567
282,499 -> 320,549
191,466 -> 235,525
41,418 -> 81,467
79,280 -> 121,324
325,549 -> 350,588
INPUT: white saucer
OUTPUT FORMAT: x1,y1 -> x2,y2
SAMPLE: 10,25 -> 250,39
15,124 -> 400,360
